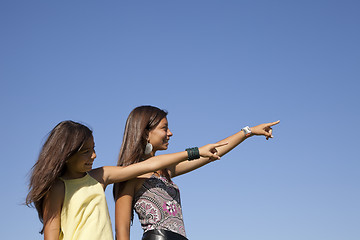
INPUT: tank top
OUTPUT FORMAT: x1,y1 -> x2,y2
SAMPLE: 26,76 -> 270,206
133,174 -> 187,238
59,173 -> 113,240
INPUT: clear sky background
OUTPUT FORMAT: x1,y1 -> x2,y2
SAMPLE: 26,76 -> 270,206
1,1 -> 359,239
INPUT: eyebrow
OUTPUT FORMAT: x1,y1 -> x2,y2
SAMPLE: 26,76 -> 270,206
79,145 -> 94,152
79,147 -> 91,152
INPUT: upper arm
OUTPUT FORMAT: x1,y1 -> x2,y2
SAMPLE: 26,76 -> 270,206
43,180 -> 64,240
168,164 -> 177,177
101,163 -> 161,186
114,180 -> 137,240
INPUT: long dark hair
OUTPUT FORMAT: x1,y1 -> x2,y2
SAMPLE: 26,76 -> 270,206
113,105 -> 168,199
26,120 -> 93,232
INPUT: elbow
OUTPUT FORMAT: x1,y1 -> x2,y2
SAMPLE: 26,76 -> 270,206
114,218 -> 131,240
114,228 -> 120,240
115,228 -> 129,240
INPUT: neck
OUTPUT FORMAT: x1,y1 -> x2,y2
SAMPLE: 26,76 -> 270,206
62,171 -> 87,180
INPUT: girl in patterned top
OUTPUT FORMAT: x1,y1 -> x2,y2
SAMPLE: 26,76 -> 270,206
113,106 -> 280,240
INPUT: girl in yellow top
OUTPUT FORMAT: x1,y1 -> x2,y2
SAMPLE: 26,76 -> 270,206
26,120 -> 225,240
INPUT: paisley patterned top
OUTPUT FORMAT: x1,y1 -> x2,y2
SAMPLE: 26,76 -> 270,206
133,174 -> 186,238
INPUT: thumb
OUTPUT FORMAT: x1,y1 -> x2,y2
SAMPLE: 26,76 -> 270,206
264,131 -> 272,137
210,153 -> 220,160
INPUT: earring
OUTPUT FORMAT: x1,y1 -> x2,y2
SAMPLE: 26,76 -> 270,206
144,141 -> 153,155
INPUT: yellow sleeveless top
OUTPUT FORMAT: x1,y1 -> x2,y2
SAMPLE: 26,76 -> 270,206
59,173 -> 113,240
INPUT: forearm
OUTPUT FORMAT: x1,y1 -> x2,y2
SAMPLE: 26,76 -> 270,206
174,120 -> 281,176
173,129 -> 247,176
172,157 -> 211,177
116,228 -> 130,240
105,151 -> 188,184
216,129 -> 248,157
43,213 -> 61,240
145,151 -> 189,171
105,141 -> 237,183
44,227 -> 60,240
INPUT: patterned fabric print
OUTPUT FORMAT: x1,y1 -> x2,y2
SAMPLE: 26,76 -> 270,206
133,174 -> 186,238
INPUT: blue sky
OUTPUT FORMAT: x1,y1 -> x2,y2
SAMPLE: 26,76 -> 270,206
1,1 -> 359,239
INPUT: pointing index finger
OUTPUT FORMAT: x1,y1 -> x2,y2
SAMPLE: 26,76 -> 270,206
268,120 -> 280,127
214,142 -> 228,148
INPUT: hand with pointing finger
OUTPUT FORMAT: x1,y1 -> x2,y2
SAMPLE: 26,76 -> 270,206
250,120 -> 280,140
199,142 -> 228,160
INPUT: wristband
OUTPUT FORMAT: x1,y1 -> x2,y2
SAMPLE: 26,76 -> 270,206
185,147 -> 200,160
242,126 -> 252,137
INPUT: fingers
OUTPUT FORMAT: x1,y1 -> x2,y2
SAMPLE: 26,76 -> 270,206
264,131 -> 272,140
266,128 -> 273,140
264,120 -> 279,140
268,120 -> 280,127
209,154 -> 221,160
213,142 -> 228,148
199,143 -> 225,159
206,142 -> 226,160
209,142 -> 227,158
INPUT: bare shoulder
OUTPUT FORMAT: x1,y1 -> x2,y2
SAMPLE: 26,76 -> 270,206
48,178 -> 65,199
114,174 -> 151,199
133,173 -> 153,192
119,177 -> 141,191
88,167 -> 107,185
43,179 -> 65,216
89,166 -> 130,185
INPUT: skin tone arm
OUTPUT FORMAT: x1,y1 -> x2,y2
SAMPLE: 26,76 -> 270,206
170,121 -> 280,177
43,180 -> 65,240
90,142 -> 227,189
114,179 -> 137,240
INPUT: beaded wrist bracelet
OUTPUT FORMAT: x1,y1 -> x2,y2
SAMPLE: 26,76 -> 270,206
185,147 -> 200,160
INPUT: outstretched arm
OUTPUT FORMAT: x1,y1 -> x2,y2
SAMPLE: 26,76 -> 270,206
170,121 -> 280,177
90,142 -> 227,187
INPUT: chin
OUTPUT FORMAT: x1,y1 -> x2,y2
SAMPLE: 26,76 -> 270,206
85,166 -> 93,171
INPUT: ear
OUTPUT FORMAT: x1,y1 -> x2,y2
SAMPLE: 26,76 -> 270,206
144,129 -> 150,142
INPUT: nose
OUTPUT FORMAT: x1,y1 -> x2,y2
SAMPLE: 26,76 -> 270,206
92,150 -> 97,159
168,129 -> 173,137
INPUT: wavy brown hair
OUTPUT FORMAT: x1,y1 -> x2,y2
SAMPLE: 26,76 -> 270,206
113,105 -> 168,199
26,120 -> 93,232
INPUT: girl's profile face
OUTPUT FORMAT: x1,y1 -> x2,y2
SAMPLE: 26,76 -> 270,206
148,118 -> 173,152
65,136 -> 96,178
